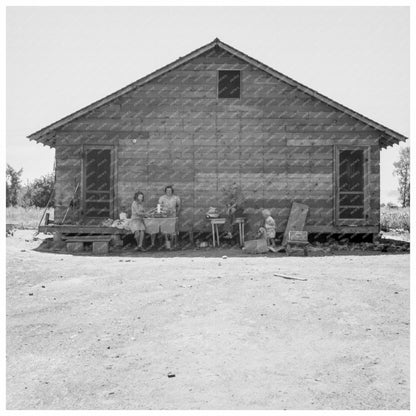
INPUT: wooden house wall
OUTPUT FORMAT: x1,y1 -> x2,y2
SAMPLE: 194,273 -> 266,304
53,47 -> 381,234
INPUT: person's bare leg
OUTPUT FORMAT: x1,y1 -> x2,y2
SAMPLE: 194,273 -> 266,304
134,232 -> 142,251
268,237 -> 277,252
138,231 -> 144,248
145,233 -> 156,250
164,233 -> 170,249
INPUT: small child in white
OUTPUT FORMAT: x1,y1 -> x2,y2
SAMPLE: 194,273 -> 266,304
258,209 -> 277,252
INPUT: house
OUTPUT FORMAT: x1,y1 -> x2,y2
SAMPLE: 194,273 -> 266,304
29,38 -> 407,241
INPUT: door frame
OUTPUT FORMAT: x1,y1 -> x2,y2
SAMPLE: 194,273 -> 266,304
333,145 -> 371,226
81,144 -> 117,221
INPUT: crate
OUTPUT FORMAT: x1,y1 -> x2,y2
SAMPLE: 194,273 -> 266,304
286,231 -> 309,256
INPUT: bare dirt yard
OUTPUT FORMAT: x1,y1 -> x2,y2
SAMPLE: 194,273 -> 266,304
6,230 -> 409,410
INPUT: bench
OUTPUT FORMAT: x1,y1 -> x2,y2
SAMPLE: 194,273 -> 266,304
64,236 -> 113,255
285,231 -> 309,256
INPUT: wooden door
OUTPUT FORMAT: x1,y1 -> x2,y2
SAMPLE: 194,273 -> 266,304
83,147 -> 114,220
335,147 -> 369,224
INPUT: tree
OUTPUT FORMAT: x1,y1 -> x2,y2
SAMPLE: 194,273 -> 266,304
393,146 -> 410,207
6,164 -> 23,207
22,173 -> 55,208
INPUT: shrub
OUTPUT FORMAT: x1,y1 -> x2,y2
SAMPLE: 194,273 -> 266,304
380,207 -> 410,232
21,173 -> 55,208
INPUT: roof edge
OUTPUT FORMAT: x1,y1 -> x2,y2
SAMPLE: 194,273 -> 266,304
27,38 -> 220,143
217,40 -> 407,147
28,37 -> 408,149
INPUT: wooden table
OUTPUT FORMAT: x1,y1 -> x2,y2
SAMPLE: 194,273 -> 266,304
143,217 -> 177,234
208,217 -> 246,248
285,230 -> 309,256
209,218 -> 226,247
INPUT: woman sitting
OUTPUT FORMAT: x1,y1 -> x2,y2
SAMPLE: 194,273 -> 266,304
130,191 -> 146,251
223,184 -> 244,240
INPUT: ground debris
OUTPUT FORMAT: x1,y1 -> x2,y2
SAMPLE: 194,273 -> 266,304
274,273 -> 307,281
310,238 -> 409,254
167,372 -> 176,378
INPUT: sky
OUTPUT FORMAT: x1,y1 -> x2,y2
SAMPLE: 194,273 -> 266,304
6,6 -> 409,203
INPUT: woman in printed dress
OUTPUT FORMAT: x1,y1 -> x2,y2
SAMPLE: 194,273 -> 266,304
158,185 -> 181,248
130,191 -> 146,251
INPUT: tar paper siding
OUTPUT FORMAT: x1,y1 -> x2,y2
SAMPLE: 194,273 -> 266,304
52,46 -> 380,234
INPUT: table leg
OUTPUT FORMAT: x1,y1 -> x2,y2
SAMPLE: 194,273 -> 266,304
212,223 -> 216,247
216,225 -> 220,247
242,223 -> 245,245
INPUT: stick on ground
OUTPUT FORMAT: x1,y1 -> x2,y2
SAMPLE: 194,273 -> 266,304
274,273 -> 308,281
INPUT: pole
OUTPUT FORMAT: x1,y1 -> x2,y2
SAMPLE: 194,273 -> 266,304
62,182 -> 80,224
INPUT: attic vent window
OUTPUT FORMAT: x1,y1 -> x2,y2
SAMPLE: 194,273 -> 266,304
218,70 -> 240,98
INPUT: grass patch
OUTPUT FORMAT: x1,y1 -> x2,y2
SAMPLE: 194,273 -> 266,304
380,206 -> 410,232
6,206 -> 54,229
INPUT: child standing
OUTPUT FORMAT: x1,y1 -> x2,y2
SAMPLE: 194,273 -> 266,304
112,206 -> 130,229
258,209 -> 277,252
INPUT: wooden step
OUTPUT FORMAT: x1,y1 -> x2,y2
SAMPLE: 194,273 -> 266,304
64,236 -> 113,243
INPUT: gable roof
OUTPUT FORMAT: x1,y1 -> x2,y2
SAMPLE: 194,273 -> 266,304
28,38 -> 407,149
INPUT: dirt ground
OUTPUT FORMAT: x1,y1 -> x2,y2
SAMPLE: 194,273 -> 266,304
6,230 -> 410,410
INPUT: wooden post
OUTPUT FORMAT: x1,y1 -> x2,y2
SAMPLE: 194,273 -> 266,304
242,223 -> 244,246
111,234 -> 123,247
188,231 -> 194,245
92,241 -> 109,255
37,188 -> 55,229
67,242 -> 84,253
53,231 -> 63,243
